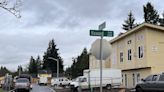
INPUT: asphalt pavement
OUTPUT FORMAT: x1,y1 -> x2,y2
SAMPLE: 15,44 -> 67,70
53,87 -> 133,92
9,84 -> 55,92
30,84 -> 55,92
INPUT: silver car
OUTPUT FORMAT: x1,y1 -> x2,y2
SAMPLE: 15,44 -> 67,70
15,78 -> 31,92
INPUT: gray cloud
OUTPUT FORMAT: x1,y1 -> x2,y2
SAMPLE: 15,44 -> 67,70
0,32 -> 49,66
22,0 -> 65,27
0,0 -> 164,71
20,0 -> 164,29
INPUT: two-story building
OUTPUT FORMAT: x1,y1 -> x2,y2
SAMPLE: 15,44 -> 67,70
89,23 -> 164,88
110,23 -> 164,88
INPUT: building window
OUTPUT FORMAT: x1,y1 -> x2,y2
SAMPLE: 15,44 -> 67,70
132,74 -> 135,86
120,52 -> 123,62
125,74 -> 127,87
128,49 -> 132,60
137,73 -> 140,83
122,74 -> 124,84
138,46 -> 144,58
127,40 -> 132,44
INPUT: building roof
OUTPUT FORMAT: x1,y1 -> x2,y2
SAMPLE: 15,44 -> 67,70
110,23 -> 164,43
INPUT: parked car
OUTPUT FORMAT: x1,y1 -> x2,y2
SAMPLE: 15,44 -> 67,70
135,73 -> 164,92
51,77 -> 71,87
15,78 -> 31,92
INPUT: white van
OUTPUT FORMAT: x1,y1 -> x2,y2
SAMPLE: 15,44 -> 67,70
70,68 -> 122,91
38,76 -> 48,85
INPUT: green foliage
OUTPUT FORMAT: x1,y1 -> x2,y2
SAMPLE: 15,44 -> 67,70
65,48 -> 89,79
159,12 -> 164,26
28,56 -> 38,74
122,11 -> 136,31
0,66 -> 11,76
42,39 -> 64,73
36,55 -> 42,71
143,2 -> 159,24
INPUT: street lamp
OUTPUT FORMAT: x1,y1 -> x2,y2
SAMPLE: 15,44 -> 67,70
48,57 -> 59,79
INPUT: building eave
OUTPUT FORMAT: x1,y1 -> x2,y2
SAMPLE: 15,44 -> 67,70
122,67 -> 151,71
110,23 -> 164,44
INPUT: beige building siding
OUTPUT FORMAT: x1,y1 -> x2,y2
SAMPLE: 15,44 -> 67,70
89,55 -> 111,69
89,23 -> 164,88
104,57 -> 111,68
110,23 -> 164,88
146,28 -> 164,74
110,28 -> 151,88
111,28 -> 148,70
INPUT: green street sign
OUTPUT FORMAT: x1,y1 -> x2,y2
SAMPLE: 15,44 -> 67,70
90,30 -> 114,37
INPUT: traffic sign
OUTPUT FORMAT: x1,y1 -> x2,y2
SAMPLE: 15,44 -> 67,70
90,30 -> 114,37
99,22 -> 106,30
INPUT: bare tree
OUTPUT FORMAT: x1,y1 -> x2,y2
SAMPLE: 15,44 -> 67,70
0,0 -> 22,18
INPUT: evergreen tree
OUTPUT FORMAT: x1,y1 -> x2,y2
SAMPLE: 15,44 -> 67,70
65,48 -> 89,79
28,56 -> 38,74
159,12 -> 164,26
42,39 -> 64,74
122,11 -> 136,31
143,2 -> 159,24
36,55 -> 42,71
71,58 -> 77,78
0,66 -> 11,75
65,67 -> 72,78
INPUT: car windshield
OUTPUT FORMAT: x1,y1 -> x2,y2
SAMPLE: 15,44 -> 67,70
16,78 -> 29,83
75,77 -> 83,82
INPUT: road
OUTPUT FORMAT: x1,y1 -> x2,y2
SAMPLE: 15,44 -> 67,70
30,84 -> 55,92
53,87 -> 133,92
8,84 -> 55,92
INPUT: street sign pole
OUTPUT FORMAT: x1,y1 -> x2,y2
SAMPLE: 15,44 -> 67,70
100,31 -> 103,92
90,22 -> 113,92
98,22 -> 105,92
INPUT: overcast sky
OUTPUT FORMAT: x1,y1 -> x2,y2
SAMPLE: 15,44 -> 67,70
0,0 -> 163,71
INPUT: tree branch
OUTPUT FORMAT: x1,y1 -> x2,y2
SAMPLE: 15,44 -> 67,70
0,0 -> 22,18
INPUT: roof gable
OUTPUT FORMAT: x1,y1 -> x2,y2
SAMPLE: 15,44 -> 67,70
110,23 -> 164,43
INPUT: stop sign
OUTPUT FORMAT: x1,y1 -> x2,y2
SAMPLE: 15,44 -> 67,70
90,39 -> 112,60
